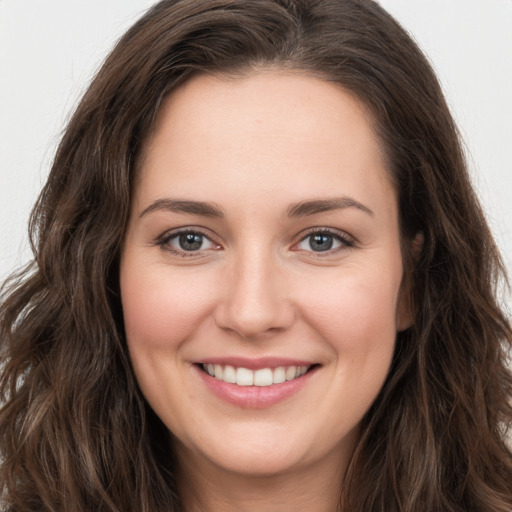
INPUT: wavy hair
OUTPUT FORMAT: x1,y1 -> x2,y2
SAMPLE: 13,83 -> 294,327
1,0 -> 511,510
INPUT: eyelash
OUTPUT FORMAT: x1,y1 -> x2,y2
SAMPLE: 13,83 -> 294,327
293,228 -> 355,256
155,227 -> 355,257
156,228 -> 220,257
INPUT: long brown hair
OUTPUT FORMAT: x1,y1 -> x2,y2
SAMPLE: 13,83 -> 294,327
1,1 -> 511,510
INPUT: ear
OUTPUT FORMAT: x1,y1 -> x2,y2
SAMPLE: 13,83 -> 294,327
396,232 -> 424,332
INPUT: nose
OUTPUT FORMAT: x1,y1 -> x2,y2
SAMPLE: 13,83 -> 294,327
214,248 -> 295,340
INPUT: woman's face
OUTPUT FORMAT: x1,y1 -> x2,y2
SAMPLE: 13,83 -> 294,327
120,72 -> 410,479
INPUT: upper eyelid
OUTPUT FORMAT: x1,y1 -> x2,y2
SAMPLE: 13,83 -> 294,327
296,226 -> 355,243
156,229 -> 221,257
291,228 -> 356,255
158,226 -> 218,243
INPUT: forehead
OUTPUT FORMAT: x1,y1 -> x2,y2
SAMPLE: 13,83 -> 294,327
134,71 -> 396,220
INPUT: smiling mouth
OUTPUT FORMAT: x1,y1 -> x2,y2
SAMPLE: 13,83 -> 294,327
199,363 -> 315,387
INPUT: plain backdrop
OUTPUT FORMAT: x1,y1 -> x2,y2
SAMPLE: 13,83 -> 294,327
1,0 -> 511,311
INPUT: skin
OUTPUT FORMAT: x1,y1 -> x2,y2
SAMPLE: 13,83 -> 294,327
120,71 -> 412,512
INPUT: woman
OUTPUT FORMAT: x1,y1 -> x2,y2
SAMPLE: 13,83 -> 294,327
1,0 -> 511,510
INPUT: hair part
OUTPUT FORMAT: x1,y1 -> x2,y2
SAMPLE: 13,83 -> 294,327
1,1 -> 511,510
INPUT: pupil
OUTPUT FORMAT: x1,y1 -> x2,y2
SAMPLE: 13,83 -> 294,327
310,234 -> 333,251
179,233 -> 203,251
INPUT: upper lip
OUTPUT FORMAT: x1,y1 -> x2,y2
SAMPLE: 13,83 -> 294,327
196,357 -> 317,370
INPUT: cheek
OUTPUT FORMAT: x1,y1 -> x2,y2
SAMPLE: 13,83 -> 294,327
299,269 -> 401,339
120,261 -> 215,350
119,260 -> 213,425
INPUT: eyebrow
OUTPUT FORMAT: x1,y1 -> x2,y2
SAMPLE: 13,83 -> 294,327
139,199 -> 224,218
286,197 -> 374,217
139,196 -> 374,219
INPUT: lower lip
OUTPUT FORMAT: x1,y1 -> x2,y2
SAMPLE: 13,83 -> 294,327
194,365 -> 317,408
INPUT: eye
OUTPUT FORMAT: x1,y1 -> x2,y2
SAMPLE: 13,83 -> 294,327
158,229 -> 220,255
295,229 -> 354,253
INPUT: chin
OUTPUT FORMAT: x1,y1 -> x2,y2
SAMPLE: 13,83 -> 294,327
177,420 -> 352,480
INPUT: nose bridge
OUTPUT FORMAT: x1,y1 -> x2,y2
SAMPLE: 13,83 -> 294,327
215,241 -> 293,339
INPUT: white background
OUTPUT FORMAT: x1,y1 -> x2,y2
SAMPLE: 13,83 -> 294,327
1,1 -> 511,311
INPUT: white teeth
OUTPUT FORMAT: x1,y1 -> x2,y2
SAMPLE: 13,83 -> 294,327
223,365 -> 236,383
236,367 -> 254,386
214,364 -> 223,380
202,364 -> 311,386
285,366 -> 297,381
273,366 -> 286,384
254,368 -> 273,386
